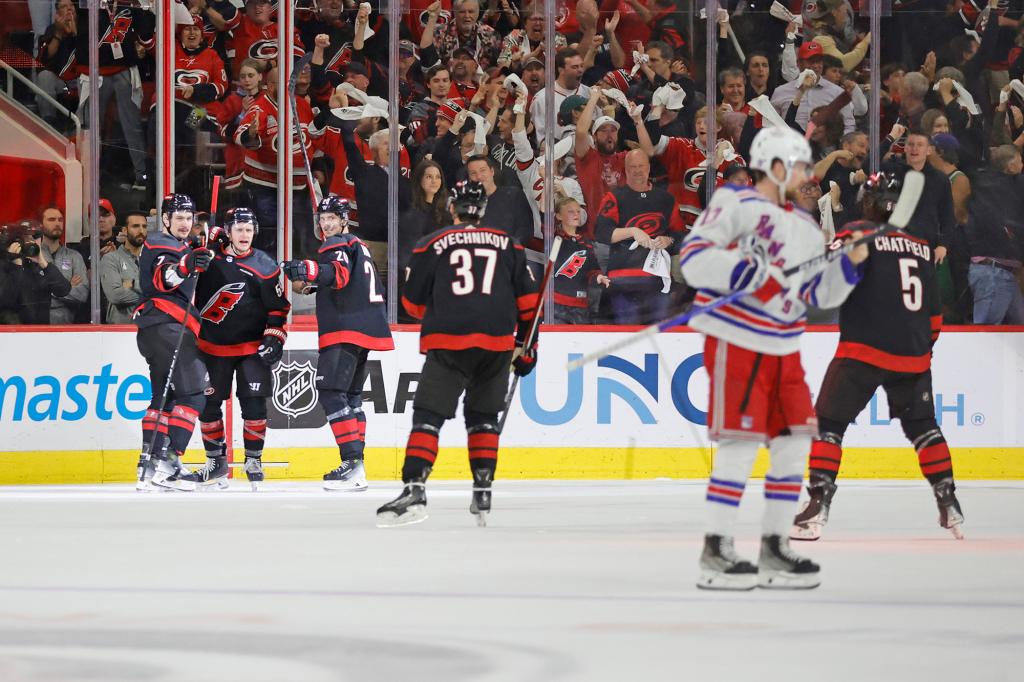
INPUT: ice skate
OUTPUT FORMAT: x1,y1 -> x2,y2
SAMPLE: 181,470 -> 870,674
323,459 -> 368,491
932,478 -> 965,539
244,456 -> 264,492
150,457 -> 196,492
758,535 -> 821,589
192,455 -> 230,490
376,474 -> 429,527
135,453 -> 157,492
696,535 -> 758,590
470,468 -> 493,527
790,476 -> 838,541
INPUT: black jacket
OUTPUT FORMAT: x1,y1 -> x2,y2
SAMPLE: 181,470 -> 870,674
881,160 -> 956,250
16,259 -> 72,324
340,123 -> 411,243
965,170 -> 1024,261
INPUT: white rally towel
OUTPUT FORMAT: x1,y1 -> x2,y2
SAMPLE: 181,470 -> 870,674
630,242 -> 672,293
934,80 -> 981,115
651,82 -> 687,111
769,0 -> 803,27
748,94 -> 789,128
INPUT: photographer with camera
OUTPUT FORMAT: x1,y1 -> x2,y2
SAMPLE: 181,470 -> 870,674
2,218 -> 74,325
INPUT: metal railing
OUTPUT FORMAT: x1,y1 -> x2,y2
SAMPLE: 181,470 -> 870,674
0,58 -> 82,154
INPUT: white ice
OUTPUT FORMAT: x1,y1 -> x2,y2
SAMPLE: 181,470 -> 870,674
0,480 -> 1021,681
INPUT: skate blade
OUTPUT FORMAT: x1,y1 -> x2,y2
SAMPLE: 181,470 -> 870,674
249,481 -> 261,492
151,478 -> 196,493
757,570 -> 821,590
375,507 -> 428,528
473,511 -> 488,527
197,478 -> 230,491
789,523 -> 823,542
696,570 -> 757,591
948,523 -> 965,540
323,480 -> 368,492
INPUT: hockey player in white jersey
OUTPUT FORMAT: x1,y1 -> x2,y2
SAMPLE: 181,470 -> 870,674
679,126 -> 869,590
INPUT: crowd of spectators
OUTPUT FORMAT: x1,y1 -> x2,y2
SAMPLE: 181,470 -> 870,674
2,0 -> 1023,325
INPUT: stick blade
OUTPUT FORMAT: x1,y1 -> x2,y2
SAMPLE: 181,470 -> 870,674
887,170 -> 924,229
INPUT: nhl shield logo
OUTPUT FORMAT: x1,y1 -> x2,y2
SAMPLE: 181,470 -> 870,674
272,360 -> 318,418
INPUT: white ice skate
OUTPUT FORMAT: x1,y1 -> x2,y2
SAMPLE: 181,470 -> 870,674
323,460 -> 368,491
150,458 -> 196,492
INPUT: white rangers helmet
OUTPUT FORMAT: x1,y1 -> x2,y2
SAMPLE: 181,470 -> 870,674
748,126 -> 812,188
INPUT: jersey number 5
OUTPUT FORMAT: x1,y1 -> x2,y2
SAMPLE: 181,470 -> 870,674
450,248 -> 497,296
898,258 -> 922,312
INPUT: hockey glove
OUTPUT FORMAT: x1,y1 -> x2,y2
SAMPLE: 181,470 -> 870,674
730,247 -> 786,304
177,248 -> 213,277
257,329 -> 286,366
512,342 -> 538,377
281,259 -> 322,283
207,225 -> 230,250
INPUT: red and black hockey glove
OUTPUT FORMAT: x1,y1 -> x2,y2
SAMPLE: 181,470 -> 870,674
177,247 -> 213,277
512,341 -> 538,377
257,328 -> 286,366
207,225 -> 230,250
281,259 -> 324,284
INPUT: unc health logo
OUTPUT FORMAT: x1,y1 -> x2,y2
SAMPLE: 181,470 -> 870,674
272,359 -> 318,418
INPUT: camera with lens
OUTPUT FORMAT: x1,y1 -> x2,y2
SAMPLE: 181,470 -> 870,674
0,222 -> 44,261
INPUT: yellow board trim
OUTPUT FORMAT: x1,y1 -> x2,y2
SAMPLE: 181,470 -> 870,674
0,447 -> 1021,484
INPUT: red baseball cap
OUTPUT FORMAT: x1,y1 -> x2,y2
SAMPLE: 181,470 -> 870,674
799,41 -> 824,61
98,198 -> 114,215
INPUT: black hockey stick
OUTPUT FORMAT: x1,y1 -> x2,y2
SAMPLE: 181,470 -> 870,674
143,176 -> 221,463
567,169 -> 925,370
498,235 -> 563,433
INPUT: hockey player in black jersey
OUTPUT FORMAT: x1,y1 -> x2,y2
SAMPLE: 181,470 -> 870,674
792,173 -> 964,540
282,195 -> 394,491
193,208 -> 291,490
376,181 -> 539,528
134,194 -> 213,492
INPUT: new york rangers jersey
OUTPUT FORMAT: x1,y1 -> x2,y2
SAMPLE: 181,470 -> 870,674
679,184 -> 861,355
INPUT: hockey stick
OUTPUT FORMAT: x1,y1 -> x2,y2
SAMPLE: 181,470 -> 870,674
288,51 -> 323,211
498,235 -> 563,433
144,176 -> 222,462
567,170 -> 924,371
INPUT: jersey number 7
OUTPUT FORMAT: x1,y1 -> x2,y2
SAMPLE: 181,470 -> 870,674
450,248 -> 497,296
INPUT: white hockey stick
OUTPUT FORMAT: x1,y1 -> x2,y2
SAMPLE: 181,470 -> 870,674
567,170 -> 925,371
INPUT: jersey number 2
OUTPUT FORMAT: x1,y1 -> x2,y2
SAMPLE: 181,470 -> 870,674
357,245 -> 385,303
898,258 -> 922,312
450,248 -> 497,296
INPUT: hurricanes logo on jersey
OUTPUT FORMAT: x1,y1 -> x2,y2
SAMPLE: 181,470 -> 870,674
557,250 -> 589,278
201,282 -> 246,323
624,212 -> 664,236
249,40 -> 279,60
100,14 -> 132,45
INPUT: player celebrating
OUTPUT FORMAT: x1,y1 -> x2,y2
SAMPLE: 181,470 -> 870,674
193,208 -> 291,490
281,196 -> 394,491
679,126 -> 868,590
791,173 -> 964,541
376,181 -> 538,528
134,194 -> 213,492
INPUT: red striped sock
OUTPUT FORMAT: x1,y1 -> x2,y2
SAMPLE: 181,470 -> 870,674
918,442 -> 953,484
808,440 -> 842,481
468,431 -> 499,464
200,419 -> 226,454
243,419 -> 267,452
405,429 -> 438,465
167,405 -> 199,456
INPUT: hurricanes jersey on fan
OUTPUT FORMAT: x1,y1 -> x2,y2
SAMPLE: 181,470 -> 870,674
833,224 -> 942,373
552,231 -> 602,309
679,184 -> 861,355
195,247 -> 290,357
314,234 -> 394,351
595,185 -> 684,288
134,231 -> 201,336
402,225 -> 538,352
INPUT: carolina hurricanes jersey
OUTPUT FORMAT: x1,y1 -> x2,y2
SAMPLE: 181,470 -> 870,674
553,231 -> 602,309
654,136 -> 744,225
402,224 -> 538,353
679,184 -> 861,355
314,234 -> 394,351
195,247 -> 290,357
175,44 -> 228,105
233,92 -> 317,190
135,231 -> 201,337
224,14 -> 304,78
316,126 -> 412,231
833,224 -> 942,373
75,5 -> 154,75
595,186 -> 685,288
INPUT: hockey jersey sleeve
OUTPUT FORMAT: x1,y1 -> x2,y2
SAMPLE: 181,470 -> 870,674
260,267 -> 292,335
677,187 -> 749,291
796,251 -> 862,310
316,241 -> 354,290
401,242 -> 433,320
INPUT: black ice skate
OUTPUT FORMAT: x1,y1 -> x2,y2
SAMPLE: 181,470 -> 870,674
696,535 -> 758,591
376,470 -> 430,527
470,468 -> 493,527
150,456 -> 196,492
790,475 -> 838,541
323,459 -> 367,491
758,535 -> 821,589
932,478 -> 965,539
244,455 -> 264,492
192,455 -> 230,489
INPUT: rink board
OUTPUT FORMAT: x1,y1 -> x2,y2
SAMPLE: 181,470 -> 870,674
0,328 -> 1021,483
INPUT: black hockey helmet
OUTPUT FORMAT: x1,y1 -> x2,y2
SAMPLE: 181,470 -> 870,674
315,195 -> 350,239
225,206 -> 259,234
161,193 -> 195,217
862,172 -> 901,220
448,180 -> 487,221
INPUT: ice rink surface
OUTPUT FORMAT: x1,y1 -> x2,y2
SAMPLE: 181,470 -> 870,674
0,480 -> 1021,682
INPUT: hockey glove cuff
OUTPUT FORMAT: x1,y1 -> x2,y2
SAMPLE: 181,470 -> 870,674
512,343 -> 538,377
257,328 -> 287,366
177,248 -> 213,277
282,259 -> 320,283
